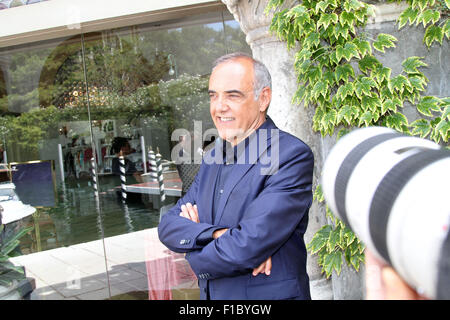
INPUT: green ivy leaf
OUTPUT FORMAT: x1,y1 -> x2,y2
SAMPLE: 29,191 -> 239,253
342,226 -> 356,246
402,56 -> 427,74
429,117 -> 443,143
337,104 -> 357,125
321,108 -> 338,126
444,19 -> 450,39
436,119 -> 450,142
288,4 -> 308,17
336,82 -> 354,101
307,224 -> 332,254
373,33 -> 397,53
442,104 -> 450,120
424,25 -> 444,47
382,99 -> 397,114
312,80 -> 329,99
385,112 -> 409,131
295,48 -> 312,63
358,110 -> 374,126
322,70 -> 336,86
358,55 -> 382,74
410,118 -> 432,138
389,75 -> 410,94
318,13 -> 339,30
304,32 -> 321,48
313,184 -> 324,202
416,9 -> 440,28
398,7 -> 420,29
327,228 -> 341,252
323,251 -> 343,278
445,0 -> 450,9
337,128 -> 350,140
408,76 -> 427,92
333,23 -> 351,40
292,86 -> 307,104
315,1 -> 330,14
362,95 -> 381,113
340,11 -> 356,27
355,77 -> 377,99
343,0 -> 363,12
313,106 -> 325,131
306,66 -> 323,84
353,38 -> 372,57
349,252 -> 364,271
335,64 -> 355,83
336,42 -> 360,62
417,96 -> 442,116
373,66 -> 391,85
412,0 -> 429,11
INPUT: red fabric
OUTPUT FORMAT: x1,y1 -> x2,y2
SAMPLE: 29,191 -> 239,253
145,231 -> 197,300
84,148 -> 93,162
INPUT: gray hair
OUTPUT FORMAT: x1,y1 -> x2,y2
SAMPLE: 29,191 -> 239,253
212,52 -> 272,100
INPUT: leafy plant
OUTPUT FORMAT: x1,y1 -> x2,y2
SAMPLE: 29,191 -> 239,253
0,224 -> 34,287
307,185 -> 364,278
266,0 -> 449,278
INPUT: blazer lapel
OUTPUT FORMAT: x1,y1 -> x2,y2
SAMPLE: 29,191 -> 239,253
201,147 -> 220,224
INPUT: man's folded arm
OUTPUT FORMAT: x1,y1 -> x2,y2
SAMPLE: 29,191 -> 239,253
157,167 -> 221,252
186,146 -> 314,279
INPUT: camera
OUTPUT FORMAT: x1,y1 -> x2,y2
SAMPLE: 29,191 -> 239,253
321,126 -> 450,299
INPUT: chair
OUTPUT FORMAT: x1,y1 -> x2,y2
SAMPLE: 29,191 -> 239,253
175,163 -> 200,195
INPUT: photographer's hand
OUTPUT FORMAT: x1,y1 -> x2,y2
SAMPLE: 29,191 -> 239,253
365,249 -> 426,300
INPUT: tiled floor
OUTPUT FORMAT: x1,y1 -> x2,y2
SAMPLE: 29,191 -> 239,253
10,228 -> 198,300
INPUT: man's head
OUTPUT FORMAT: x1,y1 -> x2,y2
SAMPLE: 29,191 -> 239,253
208,52 -> 272,146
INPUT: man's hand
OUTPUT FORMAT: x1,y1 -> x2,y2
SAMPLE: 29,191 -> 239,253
180,205 -> 272,277
179,202 -> 199,223
212,228 -> 228,239
252,256 -> 272,276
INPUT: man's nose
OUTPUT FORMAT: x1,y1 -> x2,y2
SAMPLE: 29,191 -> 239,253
215,95 -> 229,111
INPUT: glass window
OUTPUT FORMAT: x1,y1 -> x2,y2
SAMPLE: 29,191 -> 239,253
0,9 -> 250,300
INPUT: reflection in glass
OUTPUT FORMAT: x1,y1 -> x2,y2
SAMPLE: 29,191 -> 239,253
0,10 -> 250,300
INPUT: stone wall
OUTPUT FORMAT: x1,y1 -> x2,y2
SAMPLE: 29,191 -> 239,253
222,0 -> 449,300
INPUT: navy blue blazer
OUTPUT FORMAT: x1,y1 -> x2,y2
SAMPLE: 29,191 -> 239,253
158,117 -> 314,300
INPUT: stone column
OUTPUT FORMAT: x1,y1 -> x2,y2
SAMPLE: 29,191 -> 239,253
222,0 -> 333,300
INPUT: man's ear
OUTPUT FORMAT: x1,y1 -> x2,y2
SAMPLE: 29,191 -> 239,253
259,87 -> 271,113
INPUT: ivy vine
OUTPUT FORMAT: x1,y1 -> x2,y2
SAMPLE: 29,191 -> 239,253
266,0 -> 449,279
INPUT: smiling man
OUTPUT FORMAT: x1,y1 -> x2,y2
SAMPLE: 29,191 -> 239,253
208,54 -> 270,146
158,52 -> 314,300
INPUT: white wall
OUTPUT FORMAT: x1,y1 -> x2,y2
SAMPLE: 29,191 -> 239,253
0,0 -> 224,47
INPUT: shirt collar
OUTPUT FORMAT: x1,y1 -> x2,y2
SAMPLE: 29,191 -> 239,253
220,116 -> 271,164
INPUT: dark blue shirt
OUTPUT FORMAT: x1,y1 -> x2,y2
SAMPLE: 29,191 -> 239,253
195,118 -> 271,245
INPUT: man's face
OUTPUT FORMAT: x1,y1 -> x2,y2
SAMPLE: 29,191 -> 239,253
208,58 -> 270,146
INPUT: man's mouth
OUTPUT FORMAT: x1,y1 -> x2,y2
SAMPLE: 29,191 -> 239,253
218,116 -> 235,122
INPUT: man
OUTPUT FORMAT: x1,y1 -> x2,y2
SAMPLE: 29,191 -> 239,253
158,52 -> 314,300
